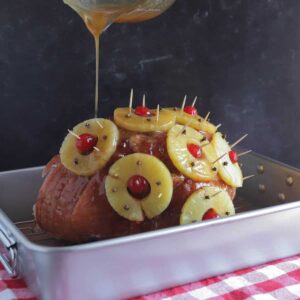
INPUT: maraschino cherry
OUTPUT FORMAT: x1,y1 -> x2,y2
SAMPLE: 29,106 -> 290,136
202,208 -> 219,220
229,150 -> 238,164
76,133 -> 98,155
134,106 -> 152,117
127,175 -> 151,199
187,143 -> 202,159
184,106 -> 198,116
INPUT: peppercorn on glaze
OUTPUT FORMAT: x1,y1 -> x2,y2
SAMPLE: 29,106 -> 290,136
35,104 -> 244,243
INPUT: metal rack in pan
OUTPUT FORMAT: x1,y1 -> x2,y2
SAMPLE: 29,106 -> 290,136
13,220 -> 66,246
13,194 -> 258,247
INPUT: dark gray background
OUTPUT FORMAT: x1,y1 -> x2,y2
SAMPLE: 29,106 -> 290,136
0,0 -> 299,171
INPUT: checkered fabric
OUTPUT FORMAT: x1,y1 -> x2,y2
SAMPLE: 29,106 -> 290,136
2,255 -> 300,300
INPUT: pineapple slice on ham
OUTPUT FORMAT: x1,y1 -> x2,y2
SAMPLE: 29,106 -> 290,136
60,118 -> 119,176
114,107 -> 175,132
180,186 -> 235,225
105,153 -> 173,221
167,125 -> 217,182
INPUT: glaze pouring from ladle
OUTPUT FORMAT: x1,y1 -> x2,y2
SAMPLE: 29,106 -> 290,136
63,0 -> 176,118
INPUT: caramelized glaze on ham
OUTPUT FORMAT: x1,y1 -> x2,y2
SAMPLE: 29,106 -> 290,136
36,130 -> 236,243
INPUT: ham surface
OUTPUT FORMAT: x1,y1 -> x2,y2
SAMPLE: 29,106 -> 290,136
36,130 -> 236,243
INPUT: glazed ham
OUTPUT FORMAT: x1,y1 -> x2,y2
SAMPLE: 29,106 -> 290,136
36,130 -> 236,243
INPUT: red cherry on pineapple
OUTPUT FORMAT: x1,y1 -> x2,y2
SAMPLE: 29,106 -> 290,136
76,133 -> 98,155
127,175 -> 151,199
184,106 -> 198,116
135,106 -> 152,117
202,208 -> 219,220
229,150 -> 238,164
187,143 -> 202,159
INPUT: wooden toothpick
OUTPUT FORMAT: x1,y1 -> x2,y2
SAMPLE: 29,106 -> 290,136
212,149 -> 252,165
215,123 -> 222,131
176,124 -> 187,137
176,119 -> 194,137
129,89 -> 133,114
68,129 -> 80,139
211,190 -> 223,198
109,174 -> 119,180
142,94 -> 146,107
93,146 -> 100,152
192,96 -> 198,107
156,104 -> 160,122
201,142 -> 211,148
243,174 -> 255,181
238,150 -> 252,157
96,120 -> 103,129
231,134 -> 248,149
204,111 -> 211,122
136,160 -> 142,175
181,95 -> 187,111
212,152 -> 227,164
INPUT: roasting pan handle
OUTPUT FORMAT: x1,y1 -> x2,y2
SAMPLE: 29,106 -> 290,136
0,228 -> 17,277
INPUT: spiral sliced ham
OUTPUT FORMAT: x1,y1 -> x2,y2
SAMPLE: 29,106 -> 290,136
35,130 -> 236,243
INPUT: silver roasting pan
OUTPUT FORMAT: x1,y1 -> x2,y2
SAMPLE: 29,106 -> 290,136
0,151 -> 300,300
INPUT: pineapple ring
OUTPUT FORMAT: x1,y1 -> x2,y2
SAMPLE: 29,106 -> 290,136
164,108 -> 217,134
180,186 -> 235,225
212,132 -> 243,187
114,107 -> 175,132
60,118 -> 119,176
105,153 -> 173,222
167,125 -> 217,182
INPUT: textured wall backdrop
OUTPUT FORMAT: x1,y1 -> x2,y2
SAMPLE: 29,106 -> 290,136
0,0 -> 299,170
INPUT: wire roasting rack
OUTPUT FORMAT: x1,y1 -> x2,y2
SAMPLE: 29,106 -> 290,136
12,194 -> 259,247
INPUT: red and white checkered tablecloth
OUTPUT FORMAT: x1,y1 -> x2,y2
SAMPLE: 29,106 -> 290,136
2,255 -> 300,300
